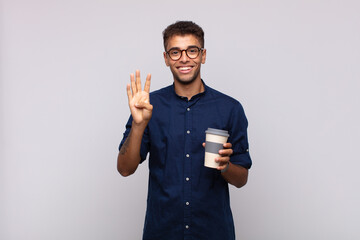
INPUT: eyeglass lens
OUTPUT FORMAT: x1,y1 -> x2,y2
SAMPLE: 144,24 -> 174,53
168,47 -> 201,60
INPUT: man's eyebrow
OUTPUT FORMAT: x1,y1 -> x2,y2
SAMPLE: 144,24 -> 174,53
168,45 -> 200,51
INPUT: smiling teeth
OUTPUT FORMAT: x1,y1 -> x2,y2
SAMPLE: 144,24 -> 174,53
179,67 -> 191,70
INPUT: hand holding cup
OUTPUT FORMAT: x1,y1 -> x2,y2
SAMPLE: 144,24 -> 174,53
203,128 -> 233,170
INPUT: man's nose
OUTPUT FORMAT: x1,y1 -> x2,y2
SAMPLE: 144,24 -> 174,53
179,50 -> 190,62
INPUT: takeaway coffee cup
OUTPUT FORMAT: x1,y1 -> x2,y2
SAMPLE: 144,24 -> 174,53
204,128 -> 229,168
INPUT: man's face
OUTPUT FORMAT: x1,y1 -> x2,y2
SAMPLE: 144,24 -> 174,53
164,34 -> 206,85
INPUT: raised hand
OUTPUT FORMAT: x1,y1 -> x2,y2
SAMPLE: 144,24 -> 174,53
126,70 -> 153,126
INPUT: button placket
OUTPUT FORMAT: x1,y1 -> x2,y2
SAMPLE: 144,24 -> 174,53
183,103 -> 192,236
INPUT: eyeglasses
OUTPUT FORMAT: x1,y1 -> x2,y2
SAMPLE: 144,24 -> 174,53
166,46 -> 204,61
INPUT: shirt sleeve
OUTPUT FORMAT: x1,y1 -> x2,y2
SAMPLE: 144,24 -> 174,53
118,115 -> 150,164
228,102 -> 252,169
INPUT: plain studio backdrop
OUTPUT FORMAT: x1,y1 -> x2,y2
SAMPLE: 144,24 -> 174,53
1,0 -> 359,239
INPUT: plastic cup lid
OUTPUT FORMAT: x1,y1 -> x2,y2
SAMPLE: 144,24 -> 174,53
205,128 -> 229,137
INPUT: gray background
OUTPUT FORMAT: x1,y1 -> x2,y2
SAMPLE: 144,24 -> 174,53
1,0 -> 360,239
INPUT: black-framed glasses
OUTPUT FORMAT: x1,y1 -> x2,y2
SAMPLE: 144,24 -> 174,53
166,46 -> 204,61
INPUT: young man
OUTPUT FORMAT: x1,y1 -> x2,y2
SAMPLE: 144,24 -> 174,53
118,21 -> 252,240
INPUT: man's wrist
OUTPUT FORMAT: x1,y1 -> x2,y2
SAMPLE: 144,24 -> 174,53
221,162 -> 230,173
131,120 -> 148,131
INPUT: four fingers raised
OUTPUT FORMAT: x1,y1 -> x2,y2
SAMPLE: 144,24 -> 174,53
128,70 -> 151,95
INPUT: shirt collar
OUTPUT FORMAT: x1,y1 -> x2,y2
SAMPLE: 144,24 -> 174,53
171,79 -> 207,101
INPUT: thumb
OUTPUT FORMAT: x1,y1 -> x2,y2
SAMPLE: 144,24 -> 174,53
135,101 -> 153,111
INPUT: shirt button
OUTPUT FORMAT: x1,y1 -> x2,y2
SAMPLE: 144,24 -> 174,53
186,130 -> 190,134
186,202 -> 190,206
185,225 -> 189,229
187,108 -> 190,111
186,177 -> 190,181
186,154 -> 190,158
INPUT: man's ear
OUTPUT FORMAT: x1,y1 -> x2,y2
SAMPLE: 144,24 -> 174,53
201,49 -> 207,64
164,52 -> 170,66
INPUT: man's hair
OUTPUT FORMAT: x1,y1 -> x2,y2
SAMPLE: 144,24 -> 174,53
162,21 -> 204,50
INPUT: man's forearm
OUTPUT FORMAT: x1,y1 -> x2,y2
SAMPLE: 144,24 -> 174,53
117,123 -> 146,177
221,163 -> 248,188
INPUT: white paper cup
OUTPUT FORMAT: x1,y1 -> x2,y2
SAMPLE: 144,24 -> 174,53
204,128 -> 229,168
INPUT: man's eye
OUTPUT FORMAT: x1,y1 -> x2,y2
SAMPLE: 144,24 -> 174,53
171,50 -> 179,55
189,48 -> 197,53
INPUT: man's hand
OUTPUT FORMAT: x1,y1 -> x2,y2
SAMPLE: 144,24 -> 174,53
202,142 -> 248,188
127,70 -> 153,126
216,142 -> 233,171
118,70 -> 152,177
202,142 -> 233,171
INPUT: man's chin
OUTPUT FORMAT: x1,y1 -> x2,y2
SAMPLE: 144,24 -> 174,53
175,77 -> 196,85
173,72 -> 200,85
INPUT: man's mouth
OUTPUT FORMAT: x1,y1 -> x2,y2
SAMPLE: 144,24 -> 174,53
177,66 -> 193,73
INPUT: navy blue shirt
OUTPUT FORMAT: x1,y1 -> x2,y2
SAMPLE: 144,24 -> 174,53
119,82 -> 252,240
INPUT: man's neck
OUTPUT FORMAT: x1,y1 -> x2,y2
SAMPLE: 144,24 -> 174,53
174,78 -> 205,100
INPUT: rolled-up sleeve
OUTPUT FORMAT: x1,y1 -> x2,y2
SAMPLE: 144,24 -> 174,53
119,116 -> 150,163
228,102 -> 252,169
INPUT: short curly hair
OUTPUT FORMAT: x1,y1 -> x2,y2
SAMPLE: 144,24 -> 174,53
162,21 -> 204,50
